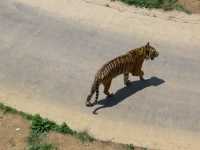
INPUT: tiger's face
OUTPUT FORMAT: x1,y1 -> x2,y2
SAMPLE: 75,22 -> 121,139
145,42 -> 159,60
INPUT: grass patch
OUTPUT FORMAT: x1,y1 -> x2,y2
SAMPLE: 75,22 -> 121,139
28,114 -> 94,149
118,0 -> 190,13
30,114 -> 94,143
28,143 -> 56,150
28,131 -> 56,150
127,144 -> 135,150
0,103 -> 95,150
0,102 -> 139,150
0,103 -> 140,149
74,131 -> 95,143
0,103 -> 33,120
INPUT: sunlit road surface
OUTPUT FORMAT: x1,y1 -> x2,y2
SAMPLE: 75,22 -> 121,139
0,0 -> 200,149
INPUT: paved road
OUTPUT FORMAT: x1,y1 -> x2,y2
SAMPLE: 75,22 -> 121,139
0,0 -> 200,149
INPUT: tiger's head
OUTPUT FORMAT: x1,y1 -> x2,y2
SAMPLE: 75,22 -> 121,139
144,42 -> 159,60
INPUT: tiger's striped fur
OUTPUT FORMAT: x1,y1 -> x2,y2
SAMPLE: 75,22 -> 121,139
86,42 -> 159,107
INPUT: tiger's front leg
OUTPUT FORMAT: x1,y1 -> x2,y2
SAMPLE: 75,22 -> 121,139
131,70 -> 144,81
124,72 -> 131,86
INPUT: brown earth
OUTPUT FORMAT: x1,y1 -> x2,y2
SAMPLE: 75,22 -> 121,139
46,132 -> 126,150
178,0 -> 200,13
0,111 -> 30,150
46,132 -> 147,150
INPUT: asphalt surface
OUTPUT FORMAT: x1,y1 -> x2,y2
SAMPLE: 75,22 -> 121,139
0,0 -> 200,148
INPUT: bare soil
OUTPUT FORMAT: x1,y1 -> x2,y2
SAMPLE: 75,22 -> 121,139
46,132 -> 127,150
178,0 -> 200,13
46,132 -> 146,150
0,111 -> 30,150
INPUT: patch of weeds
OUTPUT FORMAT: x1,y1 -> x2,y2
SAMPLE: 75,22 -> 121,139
29,114 -> 94,148
0,103 -> 95,149
118,0 -> 190,13
31,114 -> 57,134
0,103 -> 33,120
127,144 -> 135,150
0,103 -> 145,150
28,114 -> 57,150
0,103 -> 18,114
28,132 -> 40,146
174,4 -> 191,14
19,111 -> 34,120
28,143 -> 56,150
75,131 -> 95,143
53,121 -> 94,143
31,114 -> 75,135
54,122 -> 74,135
119,0 -> 163,8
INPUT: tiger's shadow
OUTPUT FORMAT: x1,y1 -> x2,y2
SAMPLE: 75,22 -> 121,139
93,76 -> 165,115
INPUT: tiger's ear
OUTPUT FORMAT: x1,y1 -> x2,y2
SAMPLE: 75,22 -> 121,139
145,42 -> 150,56
146,42 -> 150,47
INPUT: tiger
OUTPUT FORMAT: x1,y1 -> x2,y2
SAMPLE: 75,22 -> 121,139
86,42 -> 159,107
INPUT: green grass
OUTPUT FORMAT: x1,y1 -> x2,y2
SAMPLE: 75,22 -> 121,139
0,103 -> 33,120
30,114 -> 94,143
74,131 -> 94,143
118,0 -> 190,13
28,143 -> 56,150
127,144 -> 135,150
27,113 -> 95,149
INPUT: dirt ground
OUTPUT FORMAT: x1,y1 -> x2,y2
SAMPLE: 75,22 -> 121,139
0,111 -> 29,150
178,0 -> 200,13
0,110 -> 145,150
47,132 -> 127,150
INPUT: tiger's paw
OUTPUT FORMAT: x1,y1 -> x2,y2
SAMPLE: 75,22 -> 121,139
106,93 -> 114,98
125,80 -> 131,86
85,101 -> 95,107
140,77 -> 145,81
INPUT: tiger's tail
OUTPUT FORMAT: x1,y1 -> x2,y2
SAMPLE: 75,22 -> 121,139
86,79 -> 99,107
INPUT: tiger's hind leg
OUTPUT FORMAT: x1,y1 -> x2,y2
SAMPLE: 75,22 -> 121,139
86,88 -> 95,107
103,79 -> 113,97
124,72 -> 131,86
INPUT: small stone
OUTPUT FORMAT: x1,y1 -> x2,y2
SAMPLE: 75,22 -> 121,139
16,128 -> 20,131
105,4 -> 110,7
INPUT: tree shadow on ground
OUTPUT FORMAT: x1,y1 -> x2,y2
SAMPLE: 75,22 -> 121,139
92,76 -> 165,115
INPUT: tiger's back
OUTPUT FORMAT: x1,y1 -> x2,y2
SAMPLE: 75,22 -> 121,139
95,53 -> 135,82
